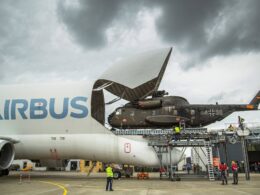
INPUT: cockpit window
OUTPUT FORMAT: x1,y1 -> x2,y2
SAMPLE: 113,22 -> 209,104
116,109 -> 122,115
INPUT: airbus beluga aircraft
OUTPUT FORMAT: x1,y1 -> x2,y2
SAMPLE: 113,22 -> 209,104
0,48 -> 182,176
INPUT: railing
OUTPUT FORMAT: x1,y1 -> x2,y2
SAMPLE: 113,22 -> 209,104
111,126 -> 260,144
112,127 -> 208,135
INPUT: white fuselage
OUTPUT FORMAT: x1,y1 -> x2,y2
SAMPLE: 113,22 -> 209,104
0,82 -> 180,167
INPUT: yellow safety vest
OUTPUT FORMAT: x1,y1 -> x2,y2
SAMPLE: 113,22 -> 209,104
106,167 -> 113,177
175,127 -> 180,133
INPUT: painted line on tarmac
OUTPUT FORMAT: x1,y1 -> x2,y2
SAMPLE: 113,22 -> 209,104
39,181 -> 68,195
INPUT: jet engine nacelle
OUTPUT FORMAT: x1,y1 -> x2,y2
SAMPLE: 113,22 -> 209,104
0,140 -> 15,170
137,99 -> 162,109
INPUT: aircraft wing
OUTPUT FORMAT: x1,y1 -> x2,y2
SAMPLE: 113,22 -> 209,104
93,48 -> 172,102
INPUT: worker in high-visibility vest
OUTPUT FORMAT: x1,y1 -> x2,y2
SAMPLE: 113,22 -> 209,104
105,164 -> 114,191
173,126 -> 181,141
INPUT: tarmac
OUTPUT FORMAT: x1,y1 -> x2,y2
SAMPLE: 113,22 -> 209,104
0,171 -> 260,195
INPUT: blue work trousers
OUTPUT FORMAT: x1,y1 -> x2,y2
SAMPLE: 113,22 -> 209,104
106,177 -> 113,191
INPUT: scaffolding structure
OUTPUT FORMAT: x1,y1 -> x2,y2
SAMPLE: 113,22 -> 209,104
112,125 -> 260,181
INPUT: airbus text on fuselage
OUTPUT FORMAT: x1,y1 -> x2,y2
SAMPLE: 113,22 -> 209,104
0,96 -> 88,120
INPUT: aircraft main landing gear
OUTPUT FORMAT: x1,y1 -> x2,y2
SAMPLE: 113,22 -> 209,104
0,169 -> 9,177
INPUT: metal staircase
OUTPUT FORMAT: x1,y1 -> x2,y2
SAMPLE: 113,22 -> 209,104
204,141 -> 215,181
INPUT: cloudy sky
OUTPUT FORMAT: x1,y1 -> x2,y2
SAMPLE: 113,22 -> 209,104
1,0 -> 260,124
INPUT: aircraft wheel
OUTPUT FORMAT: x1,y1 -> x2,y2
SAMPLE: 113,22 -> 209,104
0,169 -> 9,177
5,169 -> 9,176
2,169 -> 9,176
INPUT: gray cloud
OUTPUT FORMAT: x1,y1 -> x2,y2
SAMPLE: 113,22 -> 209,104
152,0 -> 260,69
0,1 -> 31,58
0,0 -> 35,81
207,92 -> 226,103
201,1 -> 260,57
57,0 -> 260,68
0,0 -> 96,84
57,0 -> 151,49
57,0 -> 126,49
207,90 -> 241,104
153,0 -> 223,51
1,0 -> 260,84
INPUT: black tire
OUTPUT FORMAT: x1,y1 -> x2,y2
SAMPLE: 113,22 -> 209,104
3,169 -> 9,176
113,171 -> 121,179
0,169 -> 9,177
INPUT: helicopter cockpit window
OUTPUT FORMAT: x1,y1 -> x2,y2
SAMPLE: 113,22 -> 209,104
116,109 -> 122,115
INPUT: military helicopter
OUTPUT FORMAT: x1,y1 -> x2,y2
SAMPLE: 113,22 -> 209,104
108,90 -> 260,129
